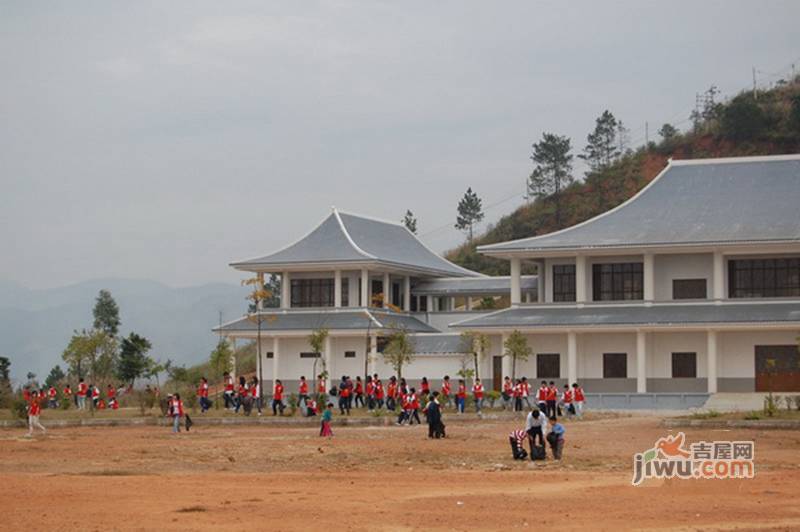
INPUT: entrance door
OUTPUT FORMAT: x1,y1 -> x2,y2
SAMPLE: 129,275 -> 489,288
755,345 -> 800,391
492,356 -> 503,391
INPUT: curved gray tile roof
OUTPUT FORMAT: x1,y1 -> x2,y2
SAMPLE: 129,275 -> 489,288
411,334 -> 469,354
451,301 -> 800,329
214,308 -> 439,334
413,275 -> 537,296
231,209 -> 479,278
480,155 -> 800,254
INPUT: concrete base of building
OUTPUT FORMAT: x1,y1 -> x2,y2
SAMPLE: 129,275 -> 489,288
585,392 -> 710,410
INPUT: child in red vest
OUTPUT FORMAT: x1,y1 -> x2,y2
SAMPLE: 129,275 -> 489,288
561,384 -> 574,418
77,379 -> 88,410
537,381 -> 548,412
198,377 -> 210,413
353,376 -> 364,408
272,379 -> 285,416
47,386 -> 57,409
472,378 -> 484,413
572,383 -> 586,418
170,393 -> 184,433
455,379 -> 466,414
386,377 -> 398,411
441,376 -> 451,408
223,372 -> 235,409
502,377 -> 513,410
545,381 -> 558,419
26,391 -> 46,436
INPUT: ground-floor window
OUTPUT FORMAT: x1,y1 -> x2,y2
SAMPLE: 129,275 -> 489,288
536,353 -> 560,379
603,353 -> 627,378
671,352 -> 697,378
299,352 -> 321,359
344,351 -> 356,358
266,352 -> 274,359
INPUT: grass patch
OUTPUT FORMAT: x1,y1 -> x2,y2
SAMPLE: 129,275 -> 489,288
689,409 -> 721,420
176,506 -> 207,513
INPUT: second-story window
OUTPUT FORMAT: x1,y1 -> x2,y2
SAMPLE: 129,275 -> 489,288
552,264 -> 576,302
729,258 -> 800,298
291,279 -> 334,307
592,262 -> 643,301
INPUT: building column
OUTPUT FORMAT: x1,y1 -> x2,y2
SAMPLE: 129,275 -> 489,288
256,337 -> 262,384
360,268 -> 370,307
643,252 -> 654,303
707,330 -> 718,394
334,270 -> 342,308
465,297 -> 472,311
567,331 -> 577,384
383,272 -> 391,308
257,272 -> 265,310
369,334 -> 378,375
537,261 -> 545,303
324,334 -> 333,380
575,255 -> 587,303
500,332 -> 511,379
426,295 -> 434,312
510,257 -> 521,305
272,337 -> 280,387
713,251 -> 725,301
403,275 -> 411,312
449,297 -> 456,311
281,271 -> 290,309
636,330 -> 647,393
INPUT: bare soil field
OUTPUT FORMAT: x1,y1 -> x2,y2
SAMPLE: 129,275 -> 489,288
1,415 -> 799,531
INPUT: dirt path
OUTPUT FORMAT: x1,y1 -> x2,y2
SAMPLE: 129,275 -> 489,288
1,416 -> 799,530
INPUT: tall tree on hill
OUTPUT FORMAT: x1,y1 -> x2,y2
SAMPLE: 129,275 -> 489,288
659,123 -> 678,142
116,332 -> 153,386
455,187 -> 484,241
45,365 -> 65,388
93,289 -> 120,337
62,329 -> 118,382
527,132 -> 574,226
579,110 -> 620,172
402,210 -> 418,234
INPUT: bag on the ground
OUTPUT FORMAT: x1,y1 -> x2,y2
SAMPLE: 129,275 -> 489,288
531,444 -> 547,461
185,414 -> 193,431
329,387 -> 338,396
546,431 -> 558,448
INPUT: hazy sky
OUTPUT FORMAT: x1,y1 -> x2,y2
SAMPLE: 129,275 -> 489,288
1,1 -> 798,289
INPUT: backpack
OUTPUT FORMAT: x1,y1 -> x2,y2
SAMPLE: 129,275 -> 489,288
531,445 -> 547,461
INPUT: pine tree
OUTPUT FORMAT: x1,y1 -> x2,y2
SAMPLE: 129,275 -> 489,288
658,123 -> 678,142
455,187 -> 484,241
93,289 -> 120,337
402,210 -> 418,234
45,365 -> 65,388
116,332 -> 152,386
579,110 -> 620,172
527,132 -> 573,226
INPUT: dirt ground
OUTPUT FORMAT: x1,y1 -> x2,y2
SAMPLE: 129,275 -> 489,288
1,415 -> 799,531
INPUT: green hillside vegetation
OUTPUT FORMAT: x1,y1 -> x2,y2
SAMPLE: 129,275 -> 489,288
446,78 -> 800,275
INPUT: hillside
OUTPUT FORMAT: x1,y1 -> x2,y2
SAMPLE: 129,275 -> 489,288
446,79 -> 800,274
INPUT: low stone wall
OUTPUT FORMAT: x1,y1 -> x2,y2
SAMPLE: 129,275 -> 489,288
586,393 -> 709,410
663,418 -> 800,430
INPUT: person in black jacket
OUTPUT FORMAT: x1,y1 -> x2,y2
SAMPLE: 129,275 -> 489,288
424,391 -> 445,438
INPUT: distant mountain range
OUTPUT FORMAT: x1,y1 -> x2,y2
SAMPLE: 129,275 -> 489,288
0,278 -> 250,383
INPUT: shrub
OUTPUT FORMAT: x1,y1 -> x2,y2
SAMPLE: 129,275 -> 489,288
12,397 -> 29,420
744,411 -> 762,421
486,390 -> 501,408
764,394 -> 779,417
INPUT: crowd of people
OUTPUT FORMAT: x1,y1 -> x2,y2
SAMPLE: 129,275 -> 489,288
509,407 -> 567,462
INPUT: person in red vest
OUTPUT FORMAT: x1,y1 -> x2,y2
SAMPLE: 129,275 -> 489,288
545,381 -> 559,419
272,379 -> 285,416
337,376 -> 351,415
317,374 -> 326,396
386,377 -> 398,411
420,377 -> 430,398
197,377 -> 210,413
353,376 -> 364,408
521,377 -> 532,410
502,376 -> 513,410
374,377 -> 385,409
63,383 -> 73,409
235,376 -> 249,414
365,376 -> 375,411
222,372 -> 235,409
250,376 -> 262,416
77,379 -> 88,410
106,384 -> 117,411
537,381 -> 548,412
170,393 -> 184,433
91,384 -> 101,409
561,384 -> 574,418
26,390 -> 46,436
572,382 -> 586,418
472,378 -> 484,413
298,375 -> 309,414
441,375 -> 452,408
47,386 -> 58,409
455,379 -> 466,414
408,388 -> 421,425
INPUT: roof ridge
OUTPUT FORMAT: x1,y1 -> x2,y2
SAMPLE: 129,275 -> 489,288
669,153 -> 800,166
332,208 -> 377,260
479,159 -> 674,253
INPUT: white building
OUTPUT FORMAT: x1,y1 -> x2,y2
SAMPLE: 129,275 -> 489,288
216,154 -> 800,407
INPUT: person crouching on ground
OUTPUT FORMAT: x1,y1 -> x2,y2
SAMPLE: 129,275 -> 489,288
525,408 -> 548,453
27,390 -> 46,437
509,429 -> 528,460
320,402 -> 334,437
546,417 -> 566,460
424,391 -> 445,439
170,393 -> 184,434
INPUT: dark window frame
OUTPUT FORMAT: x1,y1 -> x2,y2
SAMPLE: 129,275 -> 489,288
671,352 -> 697,378
592,262 -> 644,301
553,264 -> 576,302
536,353 -> 560,379
291,279 -> 335,307
344,351 -> 356,358
728,258 -> 800,298
299,352 -> 321,359
266,352 -> 274,359
603,353 -> 628,378
673,278 -> 708,300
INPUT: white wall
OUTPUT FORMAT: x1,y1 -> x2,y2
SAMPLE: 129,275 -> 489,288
649,331 -> 707,378
578,332 -> 638,378
719,330 -> 799,378
654,253 -> 713,301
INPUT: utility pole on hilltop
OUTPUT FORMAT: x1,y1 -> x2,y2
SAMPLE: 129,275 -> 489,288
752,66 -> 758,100
645,121 -> 649,146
